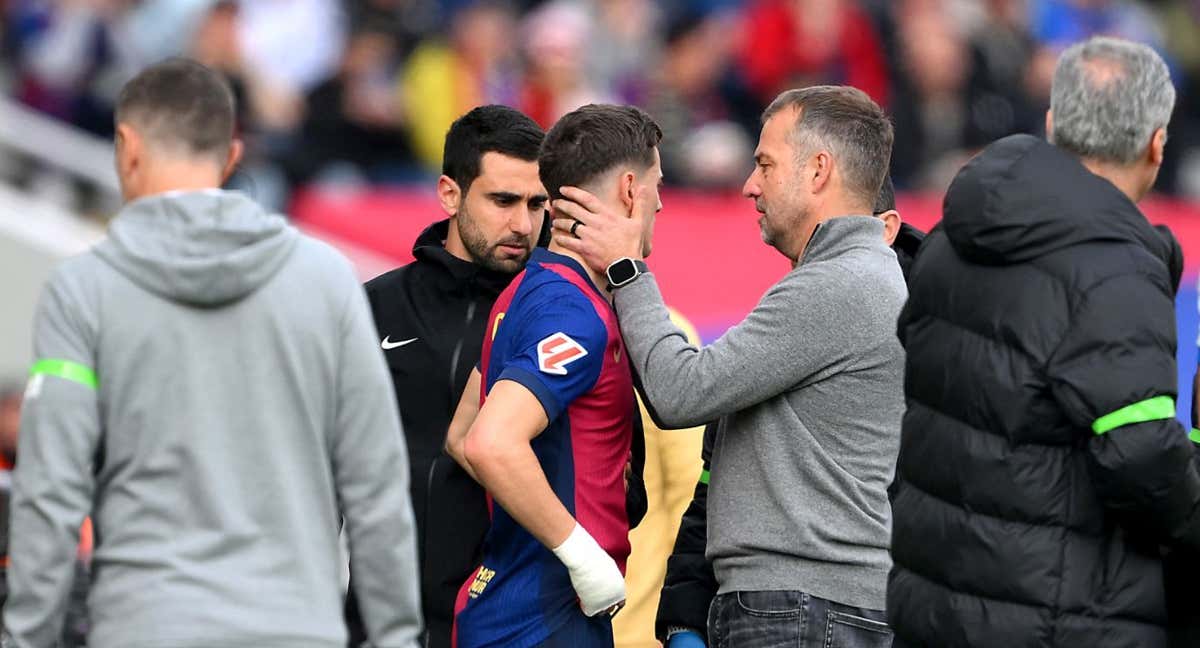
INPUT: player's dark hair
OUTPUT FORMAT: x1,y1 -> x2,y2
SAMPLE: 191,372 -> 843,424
115,58 -> 236,162
442,105 -> 545,192
538,104 -> 662,201
873,176 -> 896,215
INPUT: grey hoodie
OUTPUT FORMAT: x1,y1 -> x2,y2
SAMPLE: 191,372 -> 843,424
5,190 -> 422,648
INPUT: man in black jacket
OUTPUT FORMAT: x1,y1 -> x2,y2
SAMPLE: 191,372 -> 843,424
347,105 -> 645,648
889,37 -> 1200,648
654,177 -> 923,647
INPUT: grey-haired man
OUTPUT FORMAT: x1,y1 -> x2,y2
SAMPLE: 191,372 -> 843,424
889,36 -> 1200,648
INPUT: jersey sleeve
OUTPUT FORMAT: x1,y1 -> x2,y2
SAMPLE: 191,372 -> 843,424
495,284 -> 608,422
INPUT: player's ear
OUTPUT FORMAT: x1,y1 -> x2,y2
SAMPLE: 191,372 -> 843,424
619,171 -> 636,216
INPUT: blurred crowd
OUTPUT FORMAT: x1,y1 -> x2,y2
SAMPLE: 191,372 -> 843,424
2,0 -> 1200,205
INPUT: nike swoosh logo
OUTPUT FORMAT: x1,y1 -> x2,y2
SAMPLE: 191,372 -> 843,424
381,336 -> 418,350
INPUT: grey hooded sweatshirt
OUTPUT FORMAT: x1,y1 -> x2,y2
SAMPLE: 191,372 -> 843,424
4,190 -> 421,648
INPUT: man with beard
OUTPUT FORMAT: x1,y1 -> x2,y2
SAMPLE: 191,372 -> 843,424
347,105 -> 549,648
652,174 -> 924,647
553,86 -> 905,647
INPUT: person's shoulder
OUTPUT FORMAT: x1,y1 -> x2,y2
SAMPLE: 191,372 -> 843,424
48,250 -> 109,298
780,244 -> 904,302
518,268 -> 600,315
364,263 -> 414,295
285,234 -> 365,295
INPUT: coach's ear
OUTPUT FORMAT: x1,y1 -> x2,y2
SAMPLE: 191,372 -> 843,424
619,170 -> 637,217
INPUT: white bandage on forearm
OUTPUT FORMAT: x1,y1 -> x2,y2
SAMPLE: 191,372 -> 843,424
551,523 -> 626,616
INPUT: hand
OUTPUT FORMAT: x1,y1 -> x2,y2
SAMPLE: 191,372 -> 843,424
667,630 -> 707,648
551,523 -> 627,617
551,185 -> 653,273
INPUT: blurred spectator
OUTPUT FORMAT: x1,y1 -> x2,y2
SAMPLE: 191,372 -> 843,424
517,1 -> 613,128
237,0 -> 346,106
737,0 -> 890,109
889,0 -> 1045,190
965,0 -> 1044,142
1156,0 -> 1200,197
644,9 -> 750,188
8,0 -> 144,135
889,4 -> 972,189
5,0 -> 1200,199
289,24 -> 418,185
347,0 -> 439,41
402,0 -> 521,169
1031,0 -> 1167,51
580,0 -> 663,103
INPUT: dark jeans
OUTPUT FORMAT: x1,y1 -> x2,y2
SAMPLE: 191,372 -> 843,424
708,590 -> 892,648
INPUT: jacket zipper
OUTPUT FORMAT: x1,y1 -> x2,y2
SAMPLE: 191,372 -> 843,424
421,294 -> 477,640
447,300 -> 478,401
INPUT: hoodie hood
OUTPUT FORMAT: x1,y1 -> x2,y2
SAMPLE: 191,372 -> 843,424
95,190 -> 299,306
942,134 -> 1171,269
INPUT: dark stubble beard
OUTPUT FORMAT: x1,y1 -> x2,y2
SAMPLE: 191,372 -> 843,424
456,200 -> 531,274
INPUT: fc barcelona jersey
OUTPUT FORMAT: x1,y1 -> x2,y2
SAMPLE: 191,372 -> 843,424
453,248 -> 635,647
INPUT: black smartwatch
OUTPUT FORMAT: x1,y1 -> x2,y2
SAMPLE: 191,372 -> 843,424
605,257 -> 648,290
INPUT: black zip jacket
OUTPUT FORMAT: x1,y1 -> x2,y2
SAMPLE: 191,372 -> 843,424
654,221 -> 925,643
889,134 -> 1200,648
346,219 -> 646,648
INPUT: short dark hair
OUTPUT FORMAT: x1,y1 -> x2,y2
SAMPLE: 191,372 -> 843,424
538,104 -> 662,201
873,176 -> 896,214
115,58 -> 236,161
763,86 -> 894,210
442,105 -> 544,192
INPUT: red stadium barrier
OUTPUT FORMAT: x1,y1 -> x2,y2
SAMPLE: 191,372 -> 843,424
291,188 -> 1200,340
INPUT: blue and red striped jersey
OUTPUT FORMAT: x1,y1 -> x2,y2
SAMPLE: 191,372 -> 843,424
453,248 -> 635,648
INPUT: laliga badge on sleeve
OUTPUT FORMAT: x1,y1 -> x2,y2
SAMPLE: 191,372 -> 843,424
538,333 -> 588,375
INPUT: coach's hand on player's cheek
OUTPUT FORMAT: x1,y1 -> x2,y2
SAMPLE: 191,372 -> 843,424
552,185 -> 647,272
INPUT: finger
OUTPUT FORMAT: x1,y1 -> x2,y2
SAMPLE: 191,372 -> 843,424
552,199 -> 593,222
559,186 -> 608,213
550,217 -> 579,233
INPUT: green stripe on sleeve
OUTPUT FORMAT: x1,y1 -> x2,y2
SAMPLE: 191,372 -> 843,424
1190,428 -> 1200,444
1091,396 -> 1175,435
30,359 -> 98,390
699,469 -> 710,485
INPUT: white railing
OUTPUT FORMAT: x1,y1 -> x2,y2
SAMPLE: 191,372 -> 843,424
0,98 -> 119,197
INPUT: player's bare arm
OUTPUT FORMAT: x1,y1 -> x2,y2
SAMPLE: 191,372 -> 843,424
461,379 -> 573,547
462,379 -> 626,617
446,367 -> 484,482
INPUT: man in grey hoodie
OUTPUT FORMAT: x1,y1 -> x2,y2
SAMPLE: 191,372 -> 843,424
3,59 -> 422,648
552,86 -> 905,647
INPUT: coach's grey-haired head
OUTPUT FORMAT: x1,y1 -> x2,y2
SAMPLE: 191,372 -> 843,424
1049,37 -> 1175,165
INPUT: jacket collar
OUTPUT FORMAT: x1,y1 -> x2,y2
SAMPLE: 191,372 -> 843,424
798,215 -> 888,266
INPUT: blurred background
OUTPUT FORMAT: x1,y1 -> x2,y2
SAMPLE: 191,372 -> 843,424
0,3 -> 1199,641
5,0 -> 1200,203
1,0 -> 1200,402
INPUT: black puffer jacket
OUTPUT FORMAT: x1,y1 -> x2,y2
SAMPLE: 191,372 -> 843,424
889,134 -> 1200,648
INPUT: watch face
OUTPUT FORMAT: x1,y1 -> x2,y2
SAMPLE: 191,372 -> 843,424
608,259 -> 637,285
